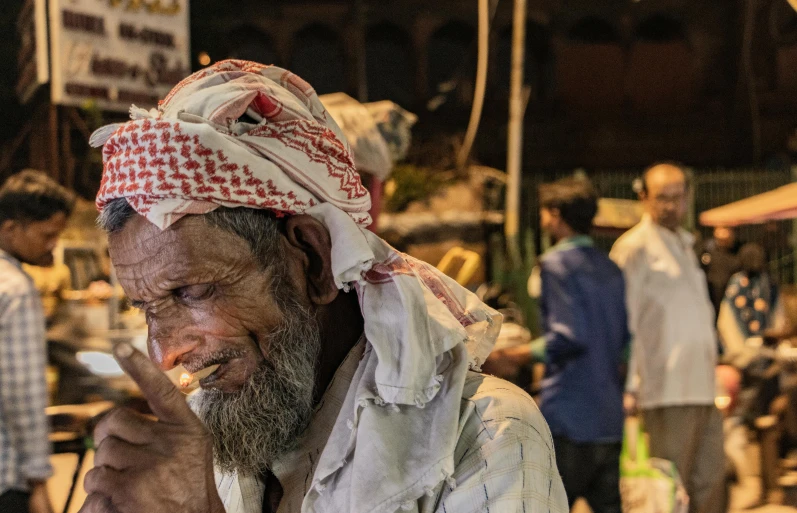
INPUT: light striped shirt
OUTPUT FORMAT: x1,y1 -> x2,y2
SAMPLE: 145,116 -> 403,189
0,250 -> 53,494
216,339 -> 568,513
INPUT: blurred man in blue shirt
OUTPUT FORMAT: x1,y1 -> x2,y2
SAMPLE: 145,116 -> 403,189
493,177 -> 630,511
537,178 -> 629,512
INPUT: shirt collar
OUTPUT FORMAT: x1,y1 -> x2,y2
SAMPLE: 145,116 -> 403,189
546,234 -> 594,255
226,335 -> 367,513
271,334 -> 366,485
641,213 -> 695,248
0,248 -> 23,270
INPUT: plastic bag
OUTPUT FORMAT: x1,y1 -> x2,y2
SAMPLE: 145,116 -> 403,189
620,418 -> 689,513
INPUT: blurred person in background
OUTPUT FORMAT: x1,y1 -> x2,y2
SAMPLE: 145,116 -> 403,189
0,170 -> 75,513
717,243 -> 790,504
488,177 -> 629,512
717,242 -> 784,370
611,162 -> 725,513
698,226 -> 741,320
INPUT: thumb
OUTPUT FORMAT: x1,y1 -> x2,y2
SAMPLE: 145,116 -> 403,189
114,342 -> 194,423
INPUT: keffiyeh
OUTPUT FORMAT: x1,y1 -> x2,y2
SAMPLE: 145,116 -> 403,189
92,60 -> 502,511
92,60 -> 371,229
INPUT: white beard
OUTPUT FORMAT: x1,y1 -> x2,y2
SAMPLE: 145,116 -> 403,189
195,291 -> 321,476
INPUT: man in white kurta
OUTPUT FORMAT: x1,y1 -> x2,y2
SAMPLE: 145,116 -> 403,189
610,163 -> 725,513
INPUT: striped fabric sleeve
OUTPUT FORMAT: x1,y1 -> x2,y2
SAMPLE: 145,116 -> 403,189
0,290 -> 53,483
427,377 -> 569,513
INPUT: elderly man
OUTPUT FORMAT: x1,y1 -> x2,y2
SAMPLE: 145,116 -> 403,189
610,163 -> 725,513
78,60 -> 567,513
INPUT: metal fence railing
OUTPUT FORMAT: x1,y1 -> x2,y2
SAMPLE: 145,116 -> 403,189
523,167 -> 795,283
693,168 -> 794,284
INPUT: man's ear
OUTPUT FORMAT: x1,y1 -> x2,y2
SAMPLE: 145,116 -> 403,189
284,215 -> 338,306
0,219 -> 17,237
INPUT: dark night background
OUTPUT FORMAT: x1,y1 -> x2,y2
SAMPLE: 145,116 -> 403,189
2,0 -> 797,191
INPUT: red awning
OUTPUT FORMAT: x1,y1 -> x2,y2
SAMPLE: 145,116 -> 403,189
699,182 -> 797,227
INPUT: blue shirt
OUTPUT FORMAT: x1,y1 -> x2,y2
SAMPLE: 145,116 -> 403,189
537,236 -> 630,443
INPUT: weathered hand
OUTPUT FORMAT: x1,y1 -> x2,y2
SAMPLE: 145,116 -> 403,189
482,346 -> 532,380
78,343 -> 224,513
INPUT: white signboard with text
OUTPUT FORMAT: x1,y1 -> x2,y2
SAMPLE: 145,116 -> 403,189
49,0 -> 191,112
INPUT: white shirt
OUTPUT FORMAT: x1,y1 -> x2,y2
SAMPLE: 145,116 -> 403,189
214,340 -> 568,513
610,215 -> 717,410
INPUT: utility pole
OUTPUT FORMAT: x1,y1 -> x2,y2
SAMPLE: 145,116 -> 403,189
505,0 -> 527,266
353,0 -> 368,103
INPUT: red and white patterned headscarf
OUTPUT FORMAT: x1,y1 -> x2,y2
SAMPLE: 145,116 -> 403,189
91,62 -> 501,466
91,59 -> 371,229
91,61 -> 503,507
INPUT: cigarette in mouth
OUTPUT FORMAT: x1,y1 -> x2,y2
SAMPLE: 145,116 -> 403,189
179,364 -> 220,391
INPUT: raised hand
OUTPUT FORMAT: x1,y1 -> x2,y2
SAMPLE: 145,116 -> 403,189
78,343 -> 224,513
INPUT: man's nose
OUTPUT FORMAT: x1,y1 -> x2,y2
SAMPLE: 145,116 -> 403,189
146,315 -> 201,370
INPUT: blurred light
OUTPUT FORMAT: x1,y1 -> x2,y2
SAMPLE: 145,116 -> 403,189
198,51 -> 211,66
384,179 -> 397,199
77,351 -> 125,377
715,395 -> 731,410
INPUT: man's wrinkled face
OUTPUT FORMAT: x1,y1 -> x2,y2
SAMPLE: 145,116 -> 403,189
4,211 -> 68,266
109,214 -> 321,475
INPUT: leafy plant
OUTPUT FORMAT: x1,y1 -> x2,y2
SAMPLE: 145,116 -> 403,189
384,164 -> 450,213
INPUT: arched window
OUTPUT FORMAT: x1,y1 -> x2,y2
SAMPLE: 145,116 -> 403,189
627,14 -> 694,112
427,21 -> 475,107
365,23 -> 413,106
555,17 -> 624,111
227,25 -> 278,65
496,21 -> 552,100
634,14 -> 686,42
291,24 -> 345,95
567,17 -> 620,43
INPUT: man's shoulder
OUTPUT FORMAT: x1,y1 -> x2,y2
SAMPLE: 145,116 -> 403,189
610,222 -> 652,265
444,373 -> 568,513
459,372 -> 553,447
538,251 -> 568,277
0,259 -> 35,298
585,247 -> 624,276
543,247 -> 622,281
613,222 -> 649,251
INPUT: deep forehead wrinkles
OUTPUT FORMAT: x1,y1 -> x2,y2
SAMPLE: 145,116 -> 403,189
109,214 -> 262,299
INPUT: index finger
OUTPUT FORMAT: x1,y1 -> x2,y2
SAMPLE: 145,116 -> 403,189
113,342 -> 194,423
